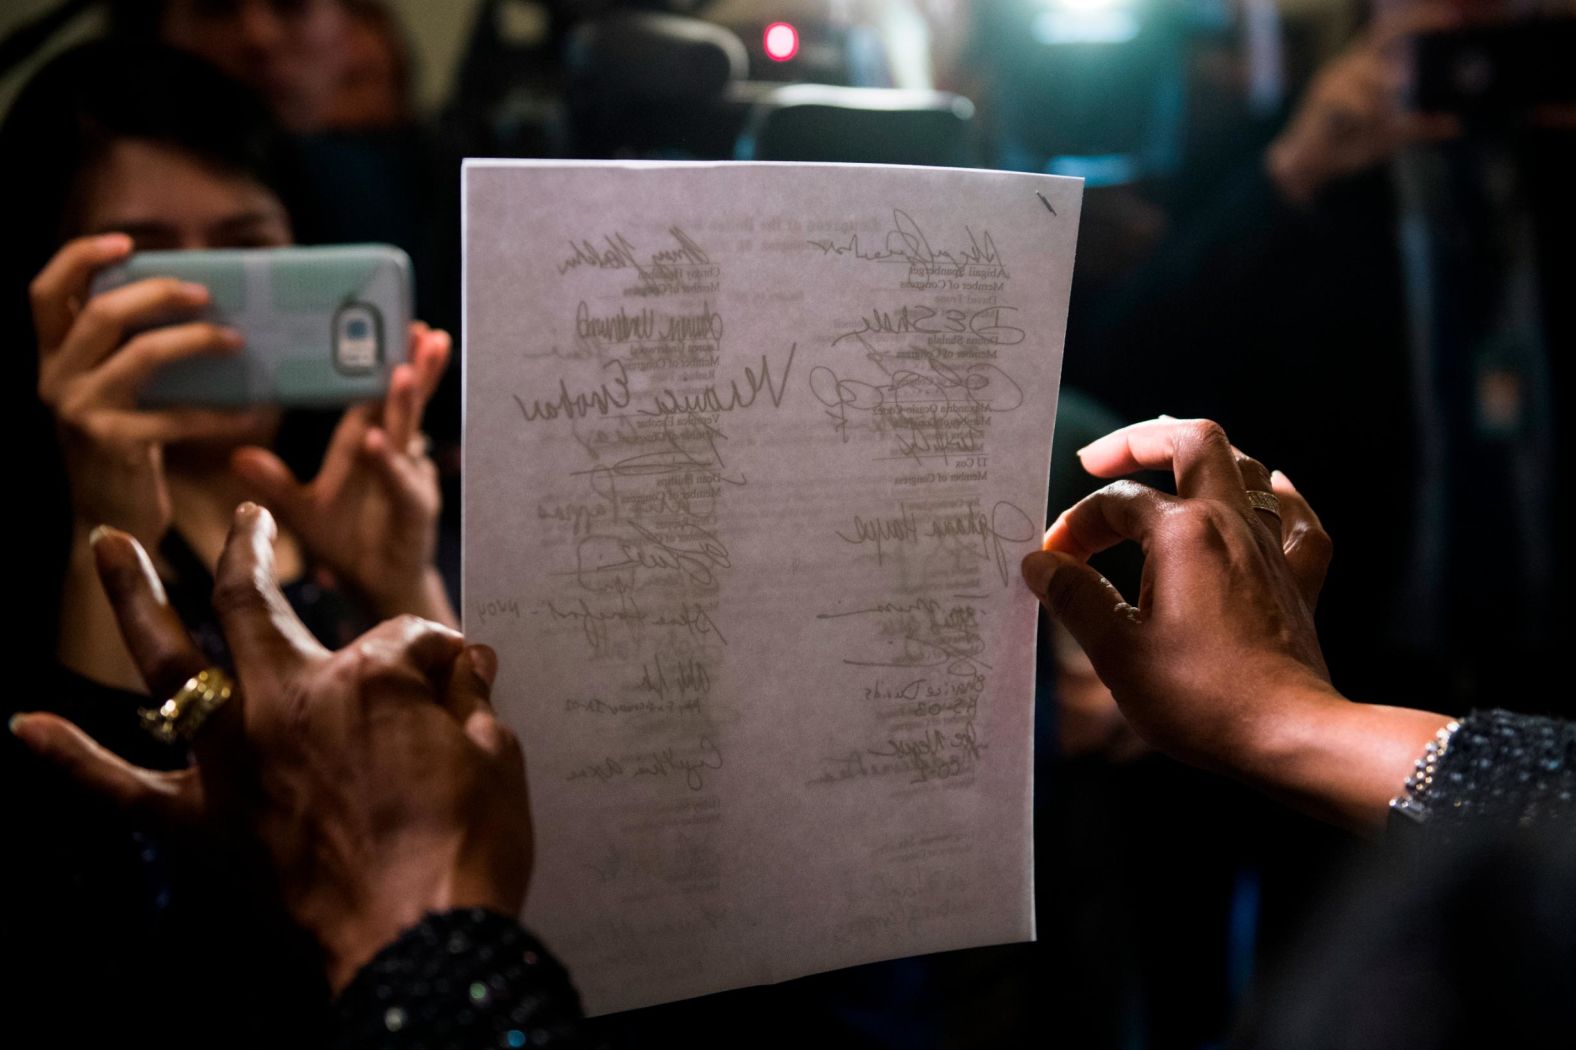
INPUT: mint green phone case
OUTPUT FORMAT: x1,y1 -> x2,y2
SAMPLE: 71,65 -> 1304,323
90,244 -> 413,408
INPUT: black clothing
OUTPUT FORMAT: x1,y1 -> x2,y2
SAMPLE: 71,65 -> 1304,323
1409,708 -> 1575,829
334,909 -> 587,1049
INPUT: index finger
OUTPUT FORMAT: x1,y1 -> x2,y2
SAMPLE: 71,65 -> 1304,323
92,526 -> 242,760
91,526 -> 208,699
211,503 -> 327,694
1044,480 -> 1177,561
1076,418 -> 1249,506
387,326 -> 451,449
29,233 -> 133,352
408,322 -> 451,402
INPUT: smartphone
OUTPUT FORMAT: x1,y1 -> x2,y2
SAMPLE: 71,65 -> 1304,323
1412,19 -> 1576,116
89,243 -> 414,408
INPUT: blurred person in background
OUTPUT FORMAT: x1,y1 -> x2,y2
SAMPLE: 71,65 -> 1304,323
107,0 -> 466,465
110,0 -> 355,133
961,2 -> 1574,1045
1,39 -> 454,1040
1065,0 -> 1576,716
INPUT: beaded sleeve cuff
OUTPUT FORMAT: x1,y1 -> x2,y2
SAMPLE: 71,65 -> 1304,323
1388,719 -> 1462,823
1389,709 -> 1575,830
333,908 -> 588,1049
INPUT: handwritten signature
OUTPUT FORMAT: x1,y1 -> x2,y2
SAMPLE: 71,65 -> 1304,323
807,209 -> 1007,274
832,305 -> 1024,349
834,500 -> 1036,587
566,736 -> 724,792
574,519 -> 733,589
809,351 -> 1023,447
557,226 -> 711,279
640,346 -> 796,418
514,359 -> 631,424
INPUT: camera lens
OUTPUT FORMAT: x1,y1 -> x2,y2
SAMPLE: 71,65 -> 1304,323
346,318 -> 371,339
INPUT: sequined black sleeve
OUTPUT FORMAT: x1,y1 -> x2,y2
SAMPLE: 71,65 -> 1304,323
1395,709 -> 1575,829
332,909 -> 589,1049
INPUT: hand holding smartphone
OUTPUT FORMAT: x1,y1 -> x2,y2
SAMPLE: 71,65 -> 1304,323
88,243 -> 414,408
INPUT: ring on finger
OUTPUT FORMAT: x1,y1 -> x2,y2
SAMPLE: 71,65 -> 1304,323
1245,489 -> 1282,517
138,667 -> 234,745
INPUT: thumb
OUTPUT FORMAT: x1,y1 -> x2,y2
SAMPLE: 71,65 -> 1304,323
230,447 -> 310,525
1021,550 -> 1136,666
445,645 -> 516,758
9,712 -> 201,823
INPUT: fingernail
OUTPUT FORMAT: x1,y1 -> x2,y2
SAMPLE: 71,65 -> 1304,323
218,326 -> 244,348
1158,413 -> 1176,421
8,713 -> 29,737
181,281 -> 211,299
1074,444 -> 1090,458
88,524 -> 113,547
98,233 -> 132,253
471,646 -> 498,688
236,501 -> 258,518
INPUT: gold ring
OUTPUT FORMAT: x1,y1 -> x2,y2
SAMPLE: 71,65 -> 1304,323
1245,490 -> 1282,517
139,668 -> 234,745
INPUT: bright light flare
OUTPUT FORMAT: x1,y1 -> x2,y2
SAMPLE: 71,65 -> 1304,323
764,22 -> 799,62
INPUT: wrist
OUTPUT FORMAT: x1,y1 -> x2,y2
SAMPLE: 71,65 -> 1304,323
312,866 -> 518,994
1235,679 -> 1456,833
1231,676 -> 1350,787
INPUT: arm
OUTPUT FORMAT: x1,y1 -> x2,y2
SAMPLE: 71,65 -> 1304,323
32,234 -> 272,690
1264,8 -> 1462,207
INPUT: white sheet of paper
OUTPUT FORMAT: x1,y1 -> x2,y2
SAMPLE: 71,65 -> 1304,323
463,161 -> 1082,1015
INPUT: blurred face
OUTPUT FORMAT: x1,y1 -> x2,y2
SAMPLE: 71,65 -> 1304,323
159,0 -> 350,132
74,138 -> 293,250
318,12 -> 406,129
72,138 -> 291,449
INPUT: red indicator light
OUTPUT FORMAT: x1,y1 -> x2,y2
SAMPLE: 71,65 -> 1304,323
764,22 -> 799,62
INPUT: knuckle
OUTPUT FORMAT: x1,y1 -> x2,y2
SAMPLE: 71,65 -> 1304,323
480,718 -> 520,756
1168,500 -> 1225,541
74,410 -> 111,440
210,573 -> 268,618
350,636 -> 424,692
77,296 -> 110,327
1099,479 -> 1149,502
146,647 -> 199,693
1044,572 -> 1085,621
392,613 -> 427,635
1186,418 -> 1230,449
27,274 -> 51,309
97,552 -> 145,598
1297,525 -> 1335,565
